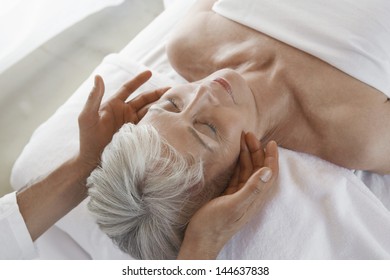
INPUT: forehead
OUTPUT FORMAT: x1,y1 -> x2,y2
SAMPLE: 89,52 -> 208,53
159,119 -> 213,152
162,82 -> 198,96
139,112 -> 210,156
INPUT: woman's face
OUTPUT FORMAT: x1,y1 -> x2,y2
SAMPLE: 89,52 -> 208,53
139,68 -> 259,181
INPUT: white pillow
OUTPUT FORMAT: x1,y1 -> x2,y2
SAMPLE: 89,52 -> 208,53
12,54 -> 181,259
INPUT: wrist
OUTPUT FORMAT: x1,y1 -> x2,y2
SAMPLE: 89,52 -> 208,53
177,231 -> 221,260
74,153 -> 100,175
66,155 -> 98,196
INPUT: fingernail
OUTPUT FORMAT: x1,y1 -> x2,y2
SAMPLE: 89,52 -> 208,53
259,168 -> 272,183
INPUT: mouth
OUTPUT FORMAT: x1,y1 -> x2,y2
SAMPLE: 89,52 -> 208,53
213,77 -> 236,103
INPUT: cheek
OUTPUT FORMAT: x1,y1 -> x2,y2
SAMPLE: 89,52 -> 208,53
215,137 -> 241,172
203,152 -> 236,185
225,139 -> 241,163
220,115 -> 245,142
205,148 -> 239,190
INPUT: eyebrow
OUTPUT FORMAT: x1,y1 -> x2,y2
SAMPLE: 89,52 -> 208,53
188,127 -> 214,152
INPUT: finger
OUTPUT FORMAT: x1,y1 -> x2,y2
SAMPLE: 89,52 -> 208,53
82,75 -> 105,116
227,162 -> 240,188
231,165 -> 276,215
135,104 -> 153,123
129,86 -> 170,113
264,141 -> 279,175
125,87 -> 171,124
224,163 -> 240,195
245,132 -> 264,170
114,70 -> 152,101
230,142 -> 279,208
238,132 -> 253,184
127,86 -> 170,106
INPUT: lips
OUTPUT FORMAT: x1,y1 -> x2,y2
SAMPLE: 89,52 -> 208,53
213,77 -> 235,103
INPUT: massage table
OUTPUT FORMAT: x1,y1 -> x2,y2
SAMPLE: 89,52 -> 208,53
11,0 -> 390,259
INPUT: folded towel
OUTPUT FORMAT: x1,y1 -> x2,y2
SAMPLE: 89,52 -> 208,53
213,0 -> 390,97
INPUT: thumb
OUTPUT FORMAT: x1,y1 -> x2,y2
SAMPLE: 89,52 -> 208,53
230,167 -> 275,210
258,167 -> 273,183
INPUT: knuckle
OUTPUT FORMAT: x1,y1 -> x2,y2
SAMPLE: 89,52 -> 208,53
253,185 -> 262,195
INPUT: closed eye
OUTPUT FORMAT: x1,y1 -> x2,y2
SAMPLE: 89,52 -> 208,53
168,98 -> 181,112
206,122 -> 217,134
196,120 -> 218,139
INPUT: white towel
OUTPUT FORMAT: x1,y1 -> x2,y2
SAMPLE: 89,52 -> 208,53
213,0 -> 390,98
218,148 -> 390,259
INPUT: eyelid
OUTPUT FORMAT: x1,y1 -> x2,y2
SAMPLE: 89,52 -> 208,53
206,122 -> 217,134
168,98 -> 181,111
196,120 -> 218,140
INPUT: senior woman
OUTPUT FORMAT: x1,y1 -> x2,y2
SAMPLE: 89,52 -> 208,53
87,0 -> 390,259
0,71 -> 278,259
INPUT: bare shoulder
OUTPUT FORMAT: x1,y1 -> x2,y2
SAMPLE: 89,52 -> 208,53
166,0 -> 221,80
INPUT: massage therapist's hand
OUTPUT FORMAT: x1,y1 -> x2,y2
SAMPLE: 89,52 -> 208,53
16,71 -> 168,242
78,71 -> 169,168
178,133 -> 279,260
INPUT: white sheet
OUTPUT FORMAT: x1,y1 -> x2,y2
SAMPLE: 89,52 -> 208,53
213,0 -> 390,97
11,0 -> 390,259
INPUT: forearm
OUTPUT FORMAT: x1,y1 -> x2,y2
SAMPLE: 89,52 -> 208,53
16,156 -> 94,241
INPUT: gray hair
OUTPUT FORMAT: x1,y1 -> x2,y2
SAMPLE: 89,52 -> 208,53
87,123 -> 222,259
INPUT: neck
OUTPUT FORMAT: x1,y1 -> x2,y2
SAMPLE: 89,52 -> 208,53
240,62 -> 315,151
241,65 -> 287,138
